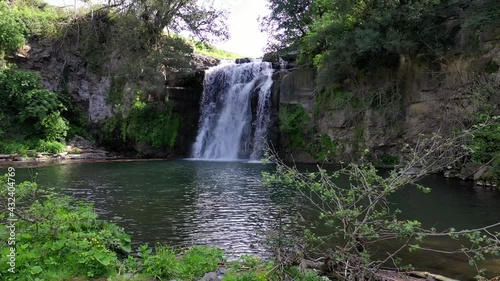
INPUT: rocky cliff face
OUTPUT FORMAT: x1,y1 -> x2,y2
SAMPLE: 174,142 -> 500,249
13,39 -> 216,157
267,4 -> 500,164
15,41 -> 114,123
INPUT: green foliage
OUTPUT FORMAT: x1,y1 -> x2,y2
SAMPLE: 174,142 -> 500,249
223,256 -> 323,281
10,0 -> 69,39
484,60 -> 499,74
141,245 -> 224,280
0,141 -> 29,155
103,97 -> 181,152
0,68 -> 69,142
0,177 -> 131,280
179,246 -> 225,279
301,0 -> 447,86
260,0 -> 313,51
279,104 -> 310,149
314,134 -> 337,161
463,0 -> 500,31
470,115 -> 500,165
35,139 -> 65,154
40,112 -> 70,141
223,256 -> 270,281
142,245 -> 180,279
223,271 -> 267,281
378,155 -> 399,166
192,40 -> 243,59
62,0 -> 228,74
0,2 -> 26,55
123,100 -> 181,149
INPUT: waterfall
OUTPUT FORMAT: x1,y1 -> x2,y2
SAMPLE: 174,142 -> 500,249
192,60 -> 274,160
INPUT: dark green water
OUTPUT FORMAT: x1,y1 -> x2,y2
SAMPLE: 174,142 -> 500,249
10,160 -> 500,280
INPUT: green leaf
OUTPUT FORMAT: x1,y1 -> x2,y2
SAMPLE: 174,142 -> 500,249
30,266 -> 43,275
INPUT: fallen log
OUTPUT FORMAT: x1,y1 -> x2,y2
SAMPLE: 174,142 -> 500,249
408,271 -> 461,281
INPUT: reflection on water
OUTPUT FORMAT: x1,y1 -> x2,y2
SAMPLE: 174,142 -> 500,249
11,161 -> 500,280
16,160 -> 298,258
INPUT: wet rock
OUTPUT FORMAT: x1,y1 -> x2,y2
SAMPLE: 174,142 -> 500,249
192,53 -> 220,70
67,154 -> 82,160
444,170 -> 459,178
473,166 -> 491,181
478,168 -> 496,182
69,135 -> 96,150
263,52 -> 279,63
235,58 -> 252,64
216,267 -> 226,276
199,272 -> 220,281
459,163 -> 483,180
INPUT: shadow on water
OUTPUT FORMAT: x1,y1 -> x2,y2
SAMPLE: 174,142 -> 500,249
11,161 -> 500,280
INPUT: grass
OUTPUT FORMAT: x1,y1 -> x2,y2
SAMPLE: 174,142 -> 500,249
191,39 -> 244,59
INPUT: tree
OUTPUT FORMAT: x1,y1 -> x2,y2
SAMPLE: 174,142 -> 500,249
260,0 -> 313,51
299,0 -> 448,85
263,132 -> 500,280
103,0 -> 229,43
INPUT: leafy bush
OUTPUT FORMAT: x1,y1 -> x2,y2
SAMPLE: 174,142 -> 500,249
40,112 -> 70,141
0,2 -> 26,54
0,68 -> 69,142
0,177 -> 131,280
179,246 -> 225,279
11,0 -> 69,39
223,255 -> 269,281
0,141 -> 29,155
142,245 -> 180,279
35,139 -> 65,153
470,115 -> 500,164
223,256 -> 323,281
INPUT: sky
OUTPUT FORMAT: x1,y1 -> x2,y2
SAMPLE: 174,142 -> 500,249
44,0 -> 270,57
213,0 -> 270,57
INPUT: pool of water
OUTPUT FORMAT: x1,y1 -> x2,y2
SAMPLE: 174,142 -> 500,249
11,160 -> 500,280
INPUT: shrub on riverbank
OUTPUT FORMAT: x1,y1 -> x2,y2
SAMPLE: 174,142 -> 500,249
471,115 -> 500,177
0,67 -> 69,155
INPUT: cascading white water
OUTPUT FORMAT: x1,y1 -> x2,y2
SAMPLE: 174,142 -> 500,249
192,61 -> 274,160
